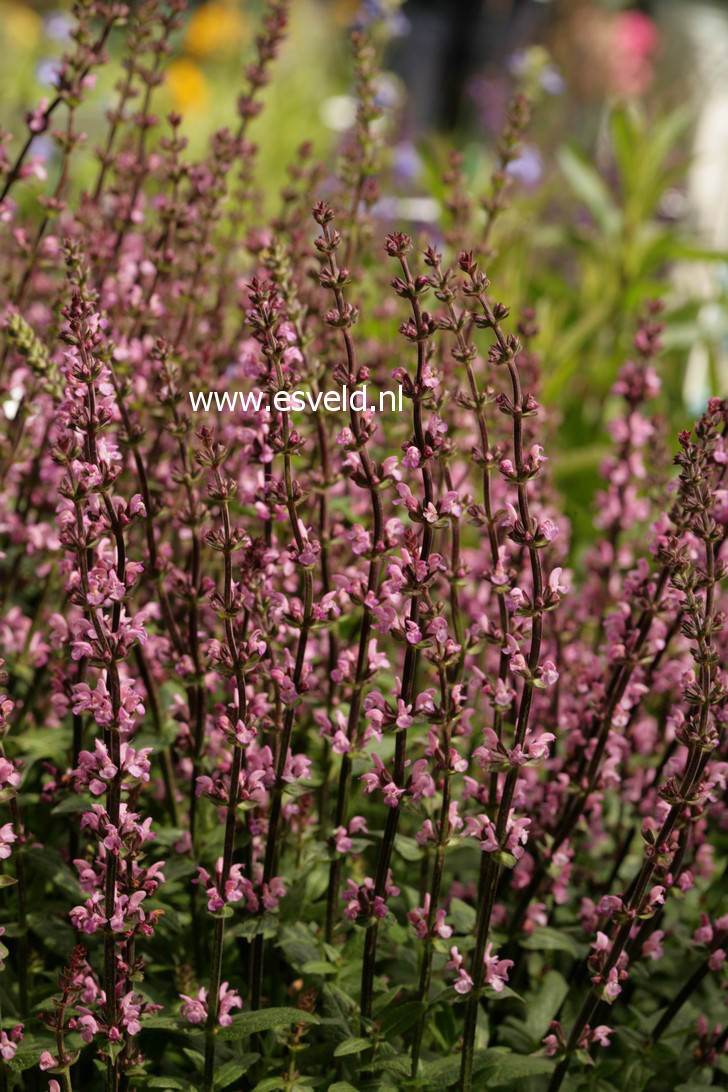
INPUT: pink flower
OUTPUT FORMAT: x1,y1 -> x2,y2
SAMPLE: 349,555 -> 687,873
591,1025 -> 613,1048
217,982 -> 242,1026
181,987 -> 208,1025
611,11 -> 659,96
708,949 -> 725,972
402,445 -> 420,469
0,823 -> 17,860
483,942 -> 513,992
446,946 -> 474,995
642,930 -> 665,962
77,1011 -> 99,1042
543,1033 -> 560,1057
0,758 -> 20,790
0,1030 -> 17,1061
694,914 -> 714,946
603,967 -> 622,1002
27,98 -> 50,133
407,897 -> 452,941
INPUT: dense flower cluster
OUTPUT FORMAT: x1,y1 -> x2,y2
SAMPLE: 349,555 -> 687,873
0,2 -> 724,1090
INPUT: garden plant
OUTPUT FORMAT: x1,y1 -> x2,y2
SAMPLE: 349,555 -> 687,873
0,2 -> 725,1090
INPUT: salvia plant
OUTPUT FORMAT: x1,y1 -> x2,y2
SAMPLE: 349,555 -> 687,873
0,2 -> 725,1091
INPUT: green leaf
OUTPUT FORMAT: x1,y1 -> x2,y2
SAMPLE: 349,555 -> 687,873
24,845 -> 80,899
558,146 -> 620,236
251,1080 -> 286,1092
147,1080 -> 198,1091
322,983 -> 357,1030
7,1044 -> 49,1073
28,912 -> 75,956
106,1038 -> 126,1063
214,1056 -> 258,1088
610,106 -> 639,195
0,874 -> 17,889
480,1050 -> 555,1086
328,1084 -> 359,1092
333,1036 -> 371,1057
483,984 -> 523,1003
217,1007 -> 320,1040
368,1053 -> 411,1077
520,926 -> 581,958
300,960 -> 338,976
141,1016 -> 191,1032
51,794 -> 93,816
421,1049 -> 492,1088
524,971 -> 568,1042
182,1046 -> 205,1071
229,912 -> 279,941
448,898 -> 476,934
394,833 -> 422,861
378,1000 -> 425,1039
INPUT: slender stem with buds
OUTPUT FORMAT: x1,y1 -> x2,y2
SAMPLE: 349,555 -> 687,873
548,419 -> 720,1092
246,280 -> 315,1009
312,215 -> 385,942
460,260 -> 546,1092
196,440 -> 248,1092
359,237 -> 437,1020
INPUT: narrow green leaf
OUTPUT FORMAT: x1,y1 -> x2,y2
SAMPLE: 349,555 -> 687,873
147,1080 -> 197,1091
141,1016 -> 190,1032
213,1056 -> 258,1089
448,898 -> 476,933
524,970 -> 568,1042
557,146 -> 620,236
300,960 -> 338,975
217,1007 -> 320,1040
480,1050 -> 555,1085
333,1036 -> 371,1057
520,926 -> 581,958
378,1000 -> 425,1038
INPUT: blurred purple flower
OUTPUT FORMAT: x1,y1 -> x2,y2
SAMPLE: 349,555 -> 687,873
392,140 -> 422,184
35,60 -> 61,88
28,136 -> 55,164
540,64 -> 565,96
355,1 -> 410,37
505,144 -> 543,188
44,11 -> 74,42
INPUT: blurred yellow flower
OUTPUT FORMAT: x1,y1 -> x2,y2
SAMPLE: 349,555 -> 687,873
184,2 -> 247,57
330,0 -> 360,27
3,3 -> 41,49
166,59 -> 210,113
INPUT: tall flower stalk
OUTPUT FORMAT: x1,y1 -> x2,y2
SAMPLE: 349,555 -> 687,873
194,428 -> 251,1090
458,251 -> 554,1091
359,230 -> 439,1019
311,204 -> 385,943
245,278 -> 315,1009
55,249 -> 162,1090
547,402 -> 725,1091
